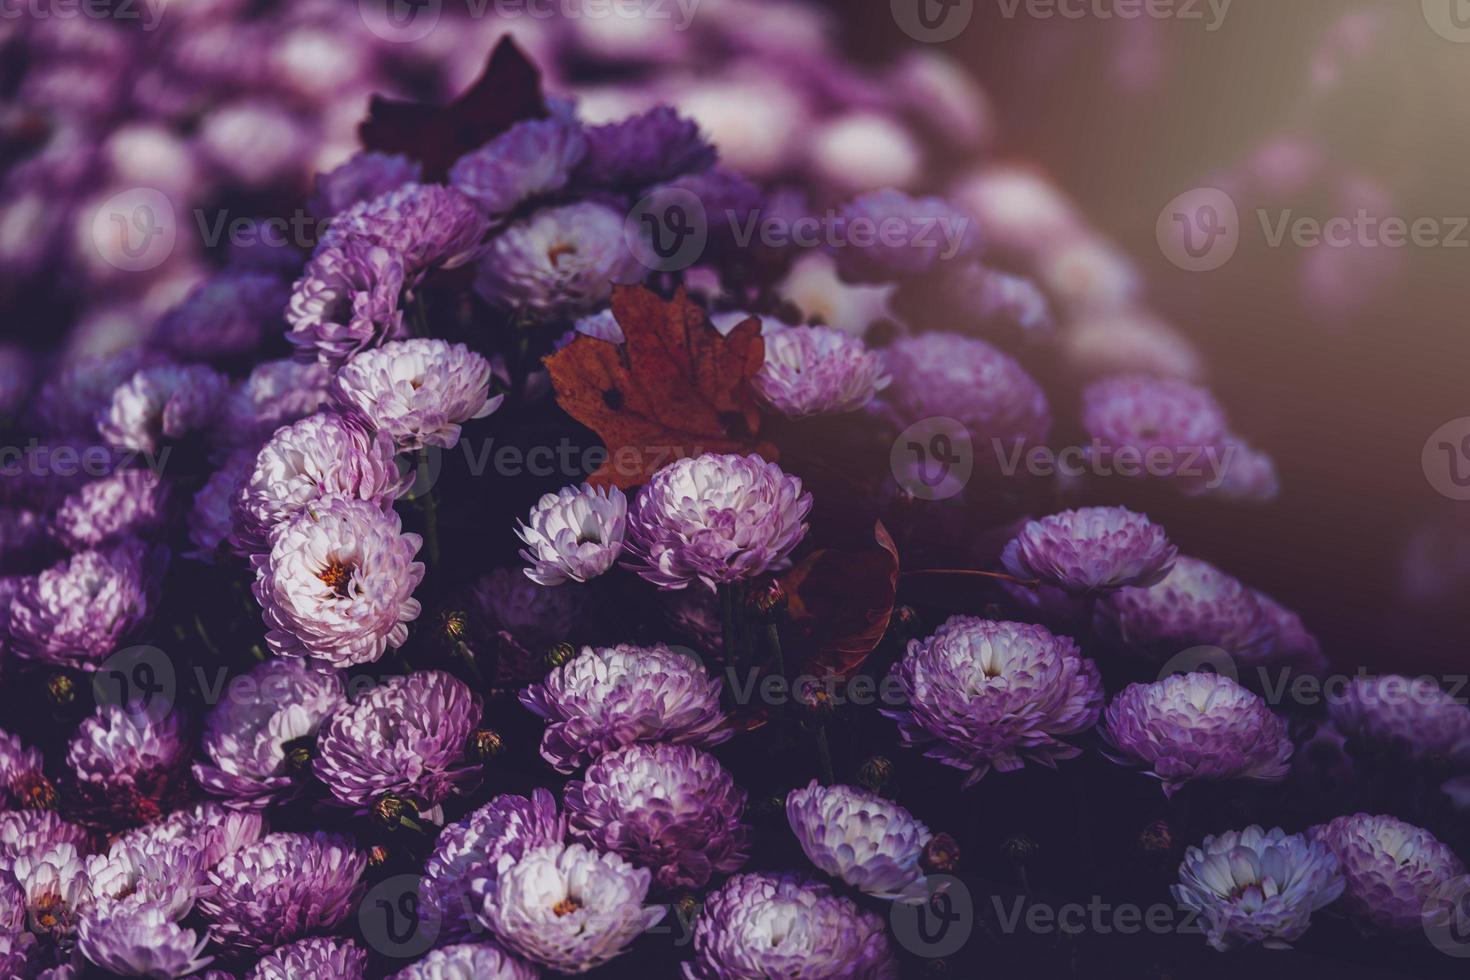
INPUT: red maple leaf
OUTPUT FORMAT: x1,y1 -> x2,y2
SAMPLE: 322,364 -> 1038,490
359,37 -> 547,182
544,285 -> 776,489
778,521 -> 901,680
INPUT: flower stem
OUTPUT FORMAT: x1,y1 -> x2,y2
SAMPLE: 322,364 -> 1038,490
814,725 -> 835,785
416,449 -> 441,568
765,622 -> 789,740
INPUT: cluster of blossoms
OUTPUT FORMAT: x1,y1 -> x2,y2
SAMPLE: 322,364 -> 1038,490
0,4 -> 1460,979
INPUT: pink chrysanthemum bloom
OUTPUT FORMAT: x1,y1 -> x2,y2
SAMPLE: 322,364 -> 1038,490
753,325 -> 890,418
317,182 -> 488,279
286,244 -> 408,368
683,872 -> 899,980
193,658 -> 347,809
66,704 -> 192,827
474,201 -> 642,313
0,811 -> 89,865
426,790 -> 566,945
77,902 -> 213,979
116,802 -> 264,872
214,359 -> 332,449
153,270 -> 287,361
786,780 -> 931,901
1327,675 -> 1470,766
4,843 -> 90,940
231,411 -> 409,556
330,338 -> 501,451
6,539 -> 163,672
479,842 -> 665,974
1100,673 -> 1293,797
521,643 -> 731,773
197,831 -> 366,954
50,468 -> 170,549
252,494 -> 424,667
97,363 -> 229,453
314,670 -> 482,811
82,835 -> 204,921
882,617 -> 1104,787
565,742 -> 750,890
309,151 -> 421,219
1310,814 -> 1467,933
1000,506 -> 1177,596
517,483 -> 628,586
1080,375 -> 1231,488
623,453 -> 812,591
1173,826 -> 1343,951
0,726 -> 49,810
187,449 -> 257,563
449,114 -> 588,220
1096,556 -> 1274,665
389,941 -> 540,980
247,936 -> 368,979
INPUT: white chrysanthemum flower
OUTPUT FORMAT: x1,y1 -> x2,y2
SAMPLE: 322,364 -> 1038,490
5,843 -> 90,939
786,780 -> 931,901
474,201 -> 643,314
388,942 -> 539,980
76,903 -> 213,979
753,325 -> 890,418
481,842 -> 665,974
330,338 -> 501,451
516,484 -> 628,586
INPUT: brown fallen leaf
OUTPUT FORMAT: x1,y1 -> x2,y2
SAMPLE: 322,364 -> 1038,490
544,285 -> 776,489
779,520 -> 901,680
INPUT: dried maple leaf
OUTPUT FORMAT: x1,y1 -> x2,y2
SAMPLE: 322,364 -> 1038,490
779,521 -> 901,680
359,37 -> 546,182
544,285 -> 776,489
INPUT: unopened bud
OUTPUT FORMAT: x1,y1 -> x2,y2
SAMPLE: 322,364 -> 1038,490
921,832 -> 961,874
47,674 -> 75,707
467,729 -> 504,761
546,642 -> 576,669
857,755 -> 894,793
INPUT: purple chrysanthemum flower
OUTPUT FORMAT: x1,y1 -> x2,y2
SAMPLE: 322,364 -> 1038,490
449,114 -> 588,220
66,705 -> 192,827
35,349 -> 158,437
1172,826 -> 1343,951
193,658 -> 346,810
424,790 -> 566,945
81,832 -> 205,919
897,263 -> 1055,344
654,168 -> 766,265
575,106 -> 716,190
317,183 -> 488,278
565,743 -> 749,890
0,811 -> 89,862
479,842 -> 665,974
1100,673 -> 1293,796
1096,556 -> 1274,664
252,494 -> 424,667
187,449 -> 257,563
0,727 -> 48,810
1310,814 -> 1466,933
389,941 -> 539,980
330,338 -> 501,451
623,453 -> 812,591
0,345 -> 33,418
50,468 -> 170,549
215,359 -> 332,449
309,152 -> 422,219
247,936 -> 368,979
97,363 -> 229,453
882,617 -> 1104,786
231,411 -> 409,556
0,507 -> 46,566
683,872 -> 899,980
116,802 -> 264,872
1250,590 -> 1327,674
467,568 -> 590,667
520,643 -> 731,773
153,271 -> 287,361
197,831 -> 365,954
0,876 -> 32,975
1327,675 -> 1470,766
880,333 -> 1051,455
315,670 -> 481,811
1210,438 -> 1281,502
570,308 -> 623,344
7,539 -> 162,672
286,243 -> 408,368
830,190 -> 979,284
473,201 -> 642,313
5,842 -> 90,940
753,324 -> 890,418
1000,506 -> 1177,596
78,904 -> 213,979
786,780 -> 931,901
1080,376 -> 1231,487
516,483 -> 628,586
